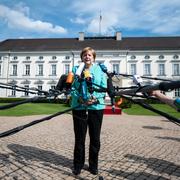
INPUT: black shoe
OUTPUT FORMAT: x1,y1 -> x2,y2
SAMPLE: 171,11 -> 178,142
88,167 -> 98,175
72,168 -> 81,175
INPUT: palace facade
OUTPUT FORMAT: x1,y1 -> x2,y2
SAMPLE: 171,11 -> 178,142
0,32 -> 180,98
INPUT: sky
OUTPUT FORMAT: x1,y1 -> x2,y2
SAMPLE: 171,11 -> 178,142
0,0 -> 180,41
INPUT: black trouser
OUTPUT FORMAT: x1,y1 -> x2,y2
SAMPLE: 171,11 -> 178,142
72,109 -> 104,170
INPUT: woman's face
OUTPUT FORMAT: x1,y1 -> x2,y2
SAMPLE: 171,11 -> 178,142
82,50 -> 94,67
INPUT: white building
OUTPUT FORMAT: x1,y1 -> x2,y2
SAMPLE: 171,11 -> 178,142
0,32 -> 180,98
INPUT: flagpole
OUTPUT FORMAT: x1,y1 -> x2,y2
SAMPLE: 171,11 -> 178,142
99,10 -> 102,36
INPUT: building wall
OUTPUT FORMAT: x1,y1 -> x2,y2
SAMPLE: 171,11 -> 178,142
0,50 -> 180,98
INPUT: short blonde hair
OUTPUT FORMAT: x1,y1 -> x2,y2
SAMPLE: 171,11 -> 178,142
80,47 -> 96,61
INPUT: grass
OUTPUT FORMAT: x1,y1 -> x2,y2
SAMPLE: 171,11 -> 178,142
0,103 -> 69,116
0,103 -> 179,118
123,104 -> 180,118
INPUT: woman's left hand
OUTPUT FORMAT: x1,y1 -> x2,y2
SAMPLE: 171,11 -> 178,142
86,97 -> 98,105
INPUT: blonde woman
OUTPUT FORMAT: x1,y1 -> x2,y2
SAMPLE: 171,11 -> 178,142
71,47 -> 107,175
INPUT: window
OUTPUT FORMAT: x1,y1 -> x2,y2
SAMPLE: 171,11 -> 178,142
130,64 -> 136,75
26,56 -> 30,60
0,64 -> 1,75
38,85 -> 42,90
158,64 -> 165,76
13,56 -> 18,60
65,56 -> 70,60
130,55 -> 136,59
38,64 -> 43,75
144,63 -> 151,75
173,55 -> 179,59
37,85 -> 43,95
64,64 -> 70,74
11,86 -> 16,96
174,88 -> 180,97
173,64 -> 180,75
51,85 -> 56,90
25,64 -> 30,75
52,56 -> 57,60
144,55 -> 150,59
112,64 -> 119,74
159,55 -> 164,59
12,64 -> 17,76
39,56 -> 43,60
51,64 -> 56,76
24,85 -> 29,96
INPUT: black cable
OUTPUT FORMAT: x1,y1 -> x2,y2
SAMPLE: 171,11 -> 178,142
0,96 -> 46,110
88,80 -> 180,126
121,95 -> 180,126
0,85 -> 37,94
115,80 -> 180,96
0,82 -> 54,96
0,72 -> 179,131
0,90 -> 65,110
0,106 -> 79,138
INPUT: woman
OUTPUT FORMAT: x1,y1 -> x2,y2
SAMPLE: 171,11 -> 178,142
71,47 -> 107,175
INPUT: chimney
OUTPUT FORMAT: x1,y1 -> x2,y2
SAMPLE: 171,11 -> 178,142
79,32 -> 84,41
116,31 -> 122,41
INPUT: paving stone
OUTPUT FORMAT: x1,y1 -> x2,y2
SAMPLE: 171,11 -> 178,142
0,113 -> 179,179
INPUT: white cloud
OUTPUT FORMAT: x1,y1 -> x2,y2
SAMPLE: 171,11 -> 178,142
1,0 -> 180,39
70,0 -> 180,35
71,17 -> 86,24
0,4 -> 67,34
13,2 -> 30,16
137,0 -> 180,34
70,0 -> 134,34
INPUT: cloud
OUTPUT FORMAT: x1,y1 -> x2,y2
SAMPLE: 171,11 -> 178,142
0,4 -> 67,34
70,0 -> 180,35
71,16 -> 86,24
1,0 -> 180,39
13,2 -> 30,16
137,0 -> 180,34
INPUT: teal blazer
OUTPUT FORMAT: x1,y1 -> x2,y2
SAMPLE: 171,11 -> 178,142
71,63 -> 107,110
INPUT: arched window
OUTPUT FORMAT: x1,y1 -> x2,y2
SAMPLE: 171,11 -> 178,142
130,55 -> 136,59
144,55 -> 150,59
52,56 -> 57,60
159,55 -> 164,59
39,56 -> 43,60
173,54 -> 179,59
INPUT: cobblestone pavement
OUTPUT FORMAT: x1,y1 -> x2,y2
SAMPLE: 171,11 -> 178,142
0,113 -> 180,180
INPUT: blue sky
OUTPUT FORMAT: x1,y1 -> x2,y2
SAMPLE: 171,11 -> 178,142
0,0 -> 180,41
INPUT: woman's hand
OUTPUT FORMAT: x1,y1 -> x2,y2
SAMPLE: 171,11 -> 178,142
86,97 -> 98,105
78,96 -> 98,105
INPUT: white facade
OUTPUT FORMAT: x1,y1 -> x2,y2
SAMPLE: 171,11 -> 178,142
0,49 -> 180,98
126,51 -> 180,98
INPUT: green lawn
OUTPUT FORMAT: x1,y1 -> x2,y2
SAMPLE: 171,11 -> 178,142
0,103 -> 179,118
0,103 -> 69,116
123,104 -> 180,118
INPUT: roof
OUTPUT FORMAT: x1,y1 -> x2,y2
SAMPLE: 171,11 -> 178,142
0,36 -> 180,52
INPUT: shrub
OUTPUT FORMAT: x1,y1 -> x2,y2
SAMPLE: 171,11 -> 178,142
115,96 -> 132,109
